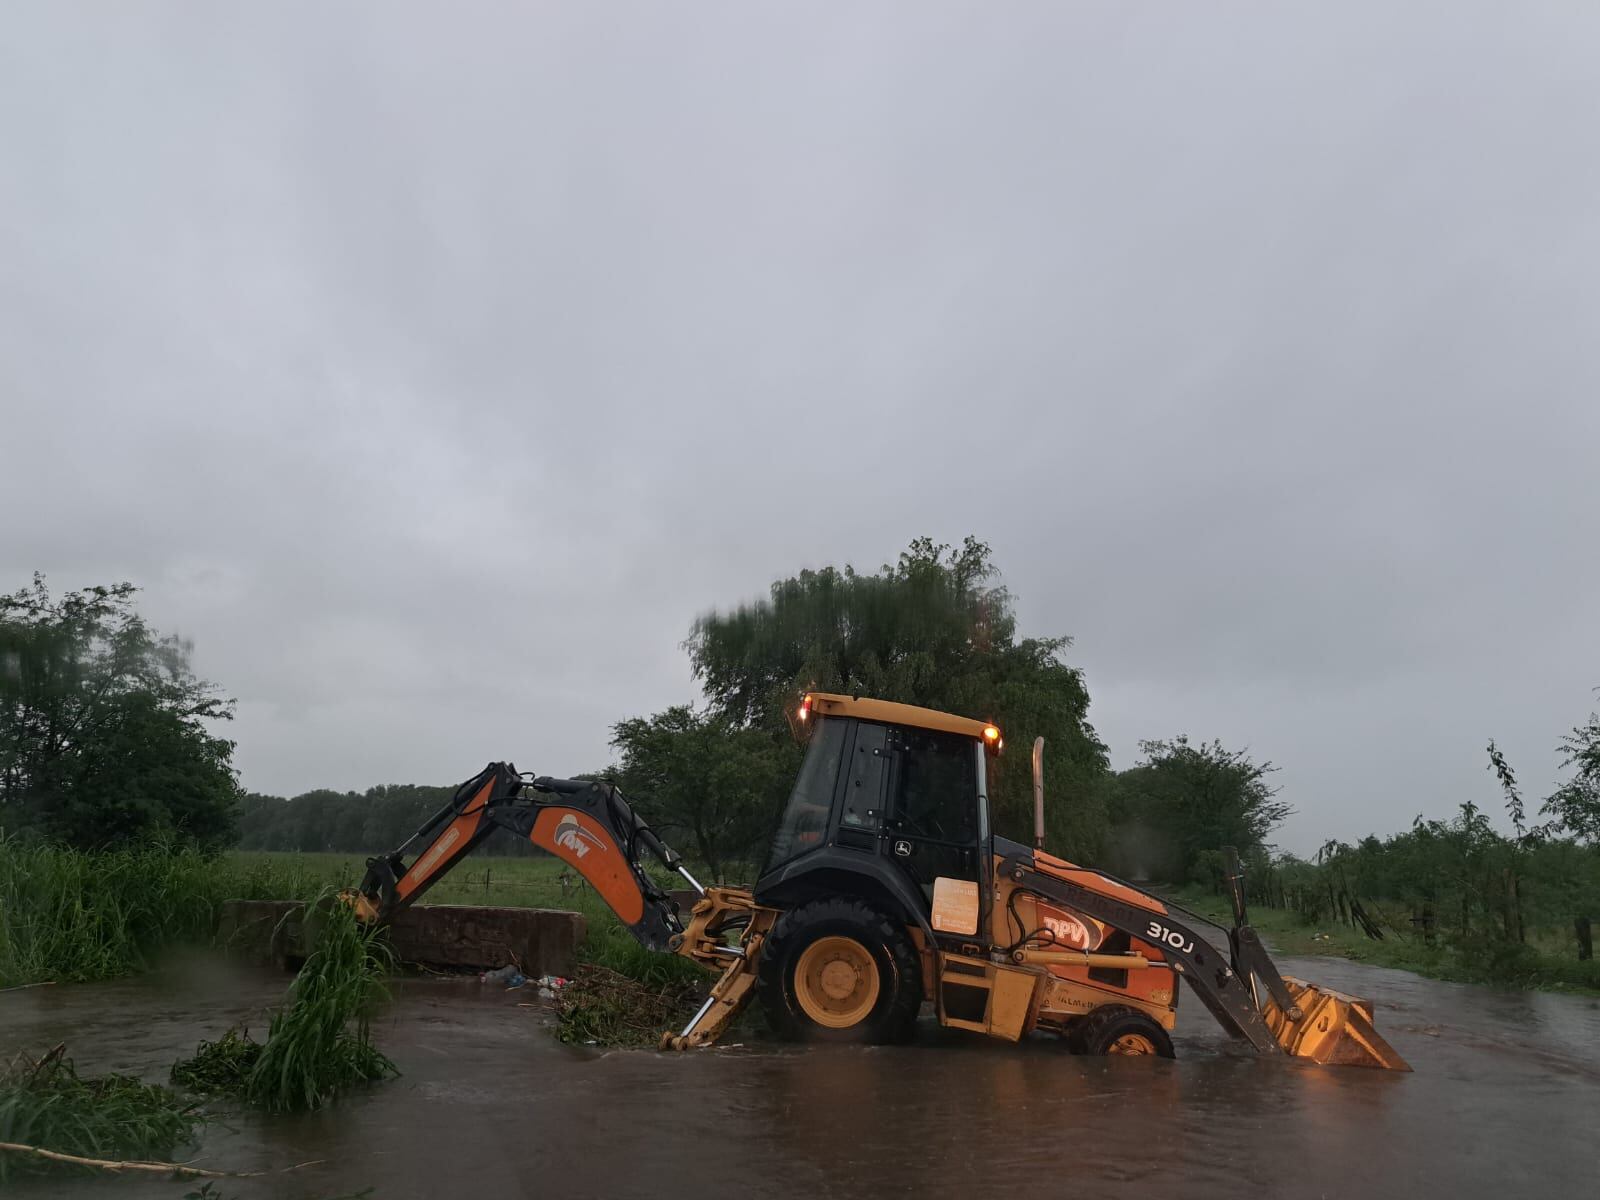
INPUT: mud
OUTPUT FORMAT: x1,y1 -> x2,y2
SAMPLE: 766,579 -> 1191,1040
2,952 -> 1595,1200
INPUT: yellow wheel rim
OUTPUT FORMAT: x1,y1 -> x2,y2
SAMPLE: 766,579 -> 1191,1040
794,936 -> 880,1029
1109,1032 -> 1158,1056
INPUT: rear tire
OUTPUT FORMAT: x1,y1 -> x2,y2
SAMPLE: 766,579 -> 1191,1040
758,898 -> 922,1044
1070,1005 -> 1176,1059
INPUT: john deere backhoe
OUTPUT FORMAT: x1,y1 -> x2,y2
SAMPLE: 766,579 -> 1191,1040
347,693 -> 1409,1069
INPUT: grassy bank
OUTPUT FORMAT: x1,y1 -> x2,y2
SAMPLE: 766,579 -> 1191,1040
1168,885 -> 1600,993
230,852 -> 706,986
0,838 -> 317,987
0,838 -> 701,992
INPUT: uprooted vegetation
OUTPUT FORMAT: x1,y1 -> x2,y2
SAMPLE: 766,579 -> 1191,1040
171,895 -> 397,1111
169,1027 -> 263,1097
554,963 -> 701,1048
0,1046 -> 203,1181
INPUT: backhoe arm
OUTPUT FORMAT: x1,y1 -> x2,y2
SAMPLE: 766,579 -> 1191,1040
348,762 -> 703,952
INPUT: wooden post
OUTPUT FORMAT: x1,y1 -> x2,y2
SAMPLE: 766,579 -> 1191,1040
1499,869 -> 1525,943
1409,906 -> 1433,945
1578,916 -> 1593,961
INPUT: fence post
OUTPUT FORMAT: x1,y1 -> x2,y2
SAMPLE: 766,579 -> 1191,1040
1502,869 -> 1524,943
1578,916 -> 1593,962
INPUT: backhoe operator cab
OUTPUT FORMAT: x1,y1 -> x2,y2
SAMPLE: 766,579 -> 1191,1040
760,694 -> 993,938
750,693 -> 1012,1043
347,691 -> 1410,1068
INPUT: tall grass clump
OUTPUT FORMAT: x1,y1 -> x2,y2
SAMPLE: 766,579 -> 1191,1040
0,835 -> 314,987
0,1046 -> 202,1181
581,915 -> 707,989
240,895 -> 397,1112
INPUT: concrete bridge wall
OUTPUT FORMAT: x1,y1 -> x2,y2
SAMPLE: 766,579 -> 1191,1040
218,899 -> 586,977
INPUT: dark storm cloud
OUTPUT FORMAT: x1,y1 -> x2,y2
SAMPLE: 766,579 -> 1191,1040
4,2 -> 1597,852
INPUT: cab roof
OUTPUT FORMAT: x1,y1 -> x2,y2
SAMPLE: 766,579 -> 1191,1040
803,692 -> 999,745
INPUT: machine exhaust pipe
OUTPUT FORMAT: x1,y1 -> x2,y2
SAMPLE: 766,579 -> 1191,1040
1032,737 -> 1045,851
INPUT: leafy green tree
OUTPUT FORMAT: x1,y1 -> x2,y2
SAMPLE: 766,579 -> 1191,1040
1105,736 -> 1290,882
685,537 -> 1111,856
1543,708 -> 1600,843
0,575 -> 239,849
610,706 -> 795,882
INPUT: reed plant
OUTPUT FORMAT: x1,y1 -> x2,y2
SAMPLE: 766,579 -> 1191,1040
240,895 -> 397,1112
0,834 -> 314,986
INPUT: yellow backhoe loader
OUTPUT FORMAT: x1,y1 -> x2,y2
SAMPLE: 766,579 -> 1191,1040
346,693 -> 1409,1069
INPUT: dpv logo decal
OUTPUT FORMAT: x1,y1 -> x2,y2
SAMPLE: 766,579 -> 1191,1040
554,814 -> 607,859
1041,910 -> 1093,950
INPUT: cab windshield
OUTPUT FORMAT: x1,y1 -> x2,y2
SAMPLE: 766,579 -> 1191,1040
765,715 -> 846,871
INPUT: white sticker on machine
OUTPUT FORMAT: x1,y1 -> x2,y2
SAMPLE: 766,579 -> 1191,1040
931,876 -> 980,935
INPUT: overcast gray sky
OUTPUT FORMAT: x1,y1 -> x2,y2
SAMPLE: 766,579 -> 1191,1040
4,3 -> 1597,854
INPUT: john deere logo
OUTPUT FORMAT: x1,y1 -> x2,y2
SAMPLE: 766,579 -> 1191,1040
894,839 -> 912,857
554,814 -> 606,860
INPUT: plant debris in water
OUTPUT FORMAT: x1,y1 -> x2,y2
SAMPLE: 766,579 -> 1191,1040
0,1045 -> 202,1180
170,895 -> 398,1112
554,963 -> 700,1047
169,1027 -> 263,1097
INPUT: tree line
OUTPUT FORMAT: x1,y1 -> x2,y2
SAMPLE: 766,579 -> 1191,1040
1235,728 -> 1600,982
4,545 -> 1292,880
7,544 -> 1594,989
235,785 -> 545,857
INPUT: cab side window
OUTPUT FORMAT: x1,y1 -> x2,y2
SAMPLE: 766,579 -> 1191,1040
891,728 -> 976,844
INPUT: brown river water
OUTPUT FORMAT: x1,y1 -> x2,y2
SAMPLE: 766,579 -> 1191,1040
2,952 -> 1596,1200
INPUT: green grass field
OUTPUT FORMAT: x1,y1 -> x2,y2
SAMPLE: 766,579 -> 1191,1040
1166,885 -> 1600,993
229,852 -> 703,985
229,851 -> 580,909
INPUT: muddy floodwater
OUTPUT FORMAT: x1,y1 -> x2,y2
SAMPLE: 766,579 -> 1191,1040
3,953 -> 1596,1200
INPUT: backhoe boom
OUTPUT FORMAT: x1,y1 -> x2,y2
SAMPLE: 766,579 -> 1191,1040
349,762 -> 700,953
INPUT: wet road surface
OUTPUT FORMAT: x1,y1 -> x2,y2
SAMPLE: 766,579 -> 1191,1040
2,952 -> 1596,1199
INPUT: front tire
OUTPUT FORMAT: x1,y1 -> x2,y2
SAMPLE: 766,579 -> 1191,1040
758,898 -> 922,1043
1070,1005 -> 1176,1059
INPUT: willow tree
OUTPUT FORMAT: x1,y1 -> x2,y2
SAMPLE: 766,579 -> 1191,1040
684,537 -> 1111,857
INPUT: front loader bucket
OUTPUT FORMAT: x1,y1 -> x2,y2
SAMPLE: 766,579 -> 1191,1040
1261,977 -> 1411,1071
